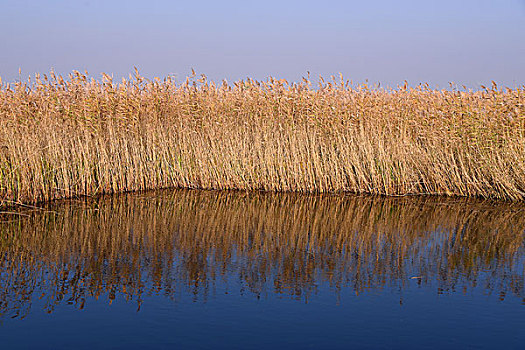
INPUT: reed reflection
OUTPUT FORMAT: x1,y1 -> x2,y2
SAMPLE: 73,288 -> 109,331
0,191 -> 524,319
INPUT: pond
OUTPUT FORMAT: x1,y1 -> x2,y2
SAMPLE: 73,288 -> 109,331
0,190 -> 524,349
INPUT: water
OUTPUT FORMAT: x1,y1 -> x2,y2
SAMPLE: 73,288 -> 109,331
0,190 -> 523,349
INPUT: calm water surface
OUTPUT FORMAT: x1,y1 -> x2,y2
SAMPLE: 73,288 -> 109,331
0,190 -> 524,349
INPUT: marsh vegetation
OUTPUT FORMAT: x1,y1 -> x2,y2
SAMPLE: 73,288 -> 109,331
1,72 -> 524,205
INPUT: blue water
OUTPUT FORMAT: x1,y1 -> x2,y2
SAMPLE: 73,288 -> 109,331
2,280 -> 524,349
0,191 -> 523,349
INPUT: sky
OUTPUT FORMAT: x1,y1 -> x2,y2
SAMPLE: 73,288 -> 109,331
1,0 -> 524,88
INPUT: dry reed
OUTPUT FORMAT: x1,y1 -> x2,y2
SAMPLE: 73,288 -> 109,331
0,71 -> 524,204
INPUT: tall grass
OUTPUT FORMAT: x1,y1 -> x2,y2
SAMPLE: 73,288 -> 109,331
0,71 -> 524,204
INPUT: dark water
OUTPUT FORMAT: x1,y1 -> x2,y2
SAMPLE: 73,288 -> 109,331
0,190 -> 523,349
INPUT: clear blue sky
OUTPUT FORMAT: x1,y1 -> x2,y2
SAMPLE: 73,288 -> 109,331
1,0 -> 524,87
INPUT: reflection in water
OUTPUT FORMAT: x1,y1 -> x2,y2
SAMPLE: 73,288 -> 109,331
0,190 -> 524,319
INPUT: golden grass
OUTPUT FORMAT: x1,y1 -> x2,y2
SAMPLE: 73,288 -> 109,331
0,71 -> 524,204
1,190 -> 523,317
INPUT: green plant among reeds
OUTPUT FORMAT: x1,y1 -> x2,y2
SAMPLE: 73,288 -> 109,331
0,71 -> 524,204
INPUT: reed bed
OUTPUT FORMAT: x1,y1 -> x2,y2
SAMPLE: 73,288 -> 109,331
0,71 -> 524,204
1,191 -> 523,317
